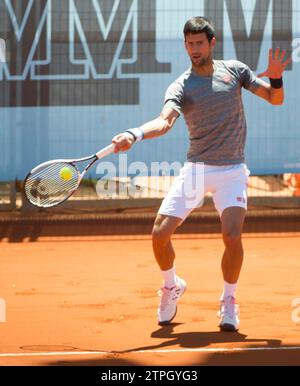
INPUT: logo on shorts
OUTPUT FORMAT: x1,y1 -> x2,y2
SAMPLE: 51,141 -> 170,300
223,74 -> 232,83
236,196 -> 246,203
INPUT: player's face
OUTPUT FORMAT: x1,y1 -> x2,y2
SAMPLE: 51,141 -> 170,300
185,33 -> 215,68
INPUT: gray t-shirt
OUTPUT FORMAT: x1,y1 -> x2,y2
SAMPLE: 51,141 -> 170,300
164,59 -> 265,165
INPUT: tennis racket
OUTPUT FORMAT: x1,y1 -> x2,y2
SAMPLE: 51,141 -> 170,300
24,144 -> 115,208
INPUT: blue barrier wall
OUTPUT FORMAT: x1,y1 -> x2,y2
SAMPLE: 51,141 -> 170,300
0,0 -> 299,180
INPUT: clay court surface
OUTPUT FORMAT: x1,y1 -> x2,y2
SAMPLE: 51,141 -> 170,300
1,234 -> 300,366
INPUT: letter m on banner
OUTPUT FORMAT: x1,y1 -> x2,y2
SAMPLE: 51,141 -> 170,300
0,0 -> 170,106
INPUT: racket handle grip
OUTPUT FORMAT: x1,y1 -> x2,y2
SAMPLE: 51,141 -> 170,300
96,144 -> 115,159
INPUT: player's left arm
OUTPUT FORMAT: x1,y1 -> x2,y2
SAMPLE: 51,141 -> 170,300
253,48 -> 291,105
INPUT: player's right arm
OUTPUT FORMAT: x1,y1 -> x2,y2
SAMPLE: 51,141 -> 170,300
112,107 -> 179,153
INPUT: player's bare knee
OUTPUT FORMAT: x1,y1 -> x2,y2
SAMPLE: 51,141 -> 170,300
222,230 -> 242,248
152,225 -> 172,246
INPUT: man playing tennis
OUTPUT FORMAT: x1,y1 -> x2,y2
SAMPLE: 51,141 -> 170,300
112,17 -> 291,331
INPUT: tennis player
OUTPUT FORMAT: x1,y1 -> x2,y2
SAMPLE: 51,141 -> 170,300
112,17 -> 290,331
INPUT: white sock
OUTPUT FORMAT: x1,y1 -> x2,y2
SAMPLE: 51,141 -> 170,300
220,281 -> 237,301
161,267 -> 177,288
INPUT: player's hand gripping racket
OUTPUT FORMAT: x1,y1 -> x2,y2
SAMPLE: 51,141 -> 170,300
24,144 -> 115,208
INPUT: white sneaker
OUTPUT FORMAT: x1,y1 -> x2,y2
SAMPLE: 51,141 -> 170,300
218,296 -> 240,332
157,277 -> 187,325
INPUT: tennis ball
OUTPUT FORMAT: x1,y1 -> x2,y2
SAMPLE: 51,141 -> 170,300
59,166 -> 73,181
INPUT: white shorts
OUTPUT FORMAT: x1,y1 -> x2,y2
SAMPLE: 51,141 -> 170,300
158,162 -> 250,220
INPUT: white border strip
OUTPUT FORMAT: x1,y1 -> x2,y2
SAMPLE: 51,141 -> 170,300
1,346 -> 300,357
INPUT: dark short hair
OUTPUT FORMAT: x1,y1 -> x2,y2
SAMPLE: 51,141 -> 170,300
183,16 -> 215,42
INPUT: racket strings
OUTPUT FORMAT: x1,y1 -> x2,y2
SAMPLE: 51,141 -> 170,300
24,162 -> 79,207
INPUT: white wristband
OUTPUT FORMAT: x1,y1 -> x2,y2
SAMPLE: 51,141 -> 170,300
125,127 -> 144,143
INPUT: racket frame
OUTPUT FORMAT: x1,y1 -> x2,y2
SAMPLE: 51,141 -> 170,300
24,144 -> 114,207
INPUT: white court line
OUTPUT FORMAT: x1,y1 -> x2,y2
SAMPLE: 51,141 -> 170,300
1,346 -> 300,357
